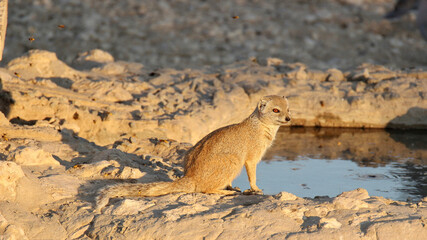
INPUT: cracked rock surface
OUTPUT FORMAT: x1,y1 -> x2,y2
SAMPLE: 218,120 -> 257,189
1,50 -> 426,147
0,49 -> 426,239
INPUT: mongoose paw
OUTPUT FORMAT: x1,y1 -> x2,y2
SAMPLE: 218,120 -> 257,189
226,185 -> 242,192
243,189 -> 264,195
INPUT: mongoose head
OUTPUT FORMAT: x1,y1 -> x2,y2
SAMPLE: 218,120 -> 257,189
257,95 -> 291,125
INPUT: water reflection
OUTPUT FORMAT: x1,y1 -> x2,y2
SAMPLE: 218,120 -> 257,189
391,163 -> 427,200
233,127 -> 427,201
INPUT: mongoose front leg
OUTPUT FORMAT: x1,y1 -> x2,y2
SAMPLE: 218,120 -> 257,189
244,161 -> 263,194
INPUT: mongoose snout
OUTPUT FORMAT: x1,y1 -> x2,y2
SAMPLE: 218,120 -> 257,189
95,95 -> 291,212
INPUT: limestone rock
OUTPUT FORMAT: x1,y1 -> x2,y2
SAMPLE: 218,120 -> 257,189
6,50 -> 79,79
92,62 -> 126,75
38,174 -> 82,201
91,149 -> 141,168
266,57 -> 284,66
8,146 -> 60,166
319,217 -> 342,229
69,159 -> 145,180
0,111 -> 9,126
275,191 -> 299,201
118,166 -> 145,179
94,86 -> 133,102
332,188 -> 370,210
0,213 -> 29,240
104,199 -> 156,215
162,204 -> 210,221
326,68 -> 345,82
333,196 -> 369,210
365,219 -> 427,240
75,49 -> 114,63
286,65 -> 308,81
68,160 -> 120,179
0,161 -> 25,201
336,188 -> 370,200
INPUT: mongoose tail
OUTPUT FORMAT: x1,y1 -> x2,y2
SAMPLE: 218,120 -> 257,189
95,177 -> 194,212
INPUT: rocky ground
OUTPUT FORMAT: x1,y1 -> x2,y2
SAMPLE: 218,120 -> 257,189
3,0 -> 427,70
1,50 -> 426,146
0,49 -> 425,239
0,0 -> 427,239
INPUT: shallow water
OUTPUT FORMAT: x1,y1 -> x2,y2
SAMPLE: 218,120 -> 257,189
233,127 -> 427,201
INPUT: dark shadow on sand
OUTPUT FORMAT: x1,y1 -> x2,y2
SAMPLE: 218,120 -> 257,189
0,78 -> 14,117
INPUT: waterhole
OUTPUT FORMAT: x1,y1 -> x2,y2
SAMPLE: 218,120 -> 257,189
233,127 -> 427,201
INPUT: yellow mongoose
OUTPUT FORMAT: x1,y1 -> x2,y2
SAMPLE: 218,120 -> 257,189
95,95 -> 291,212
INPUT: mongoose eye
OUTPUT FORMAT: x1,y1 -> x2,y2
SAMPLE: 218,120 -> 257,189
272,108 -> 280,113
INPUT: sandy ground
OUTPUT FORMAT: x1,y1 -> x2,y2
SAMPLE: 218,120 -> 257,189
0,0 -> 427,239
3,0 -> 427,70
0,49 -> 425,239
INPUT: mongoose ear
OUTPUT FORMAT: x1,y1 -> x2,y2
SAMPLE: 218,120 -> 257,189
258,98 -> 269,112
283,96 -> 289,104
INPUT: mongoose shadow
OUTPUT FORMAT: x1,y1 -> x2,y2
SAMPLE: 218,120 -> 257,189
57,128 -> 185,203
96,95 -> 292,212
